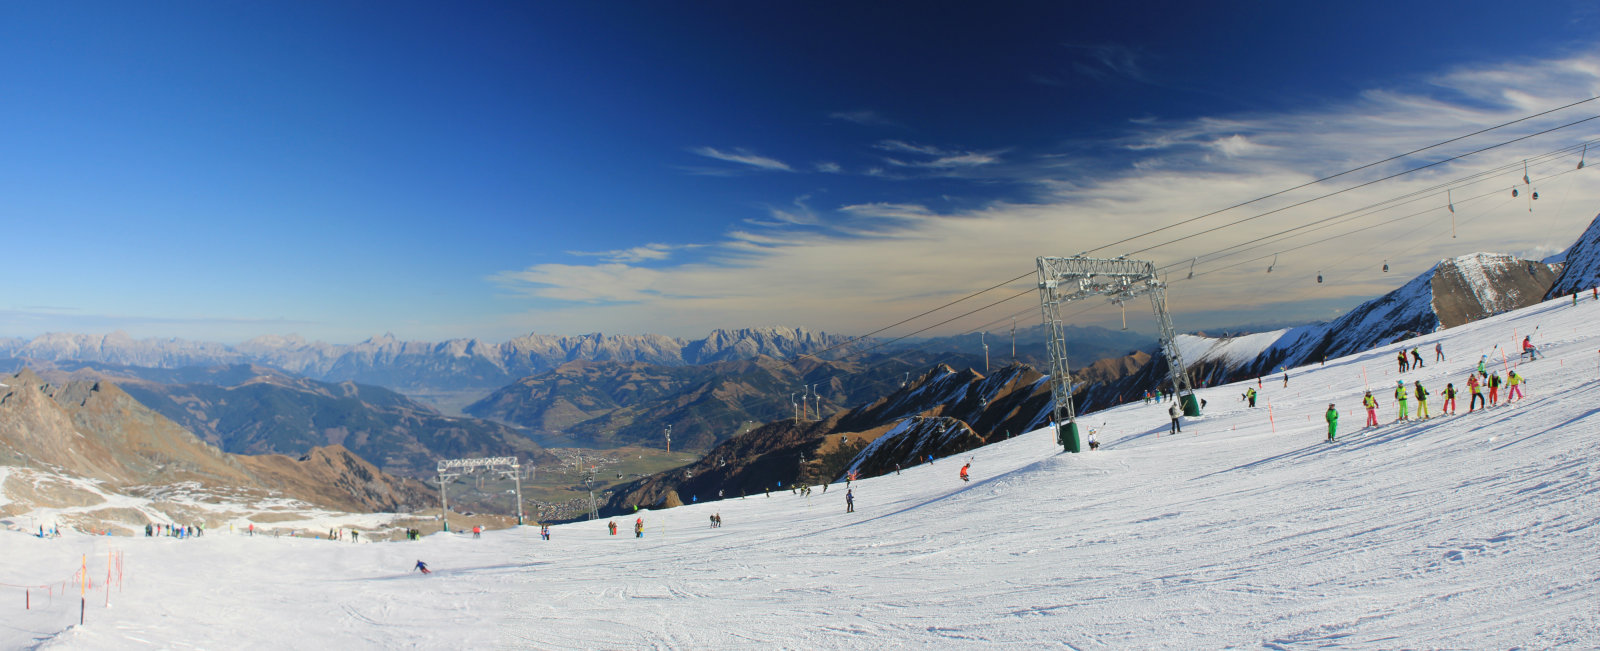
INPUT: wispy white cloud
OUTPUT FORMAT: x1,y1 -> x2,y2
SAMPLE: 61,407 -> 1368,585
689,146 -> 794,171
1072,43 -> 1148,82
566,243 -> 689,264
873,140 -> 1005,170
815,161 -> 844,173
498,52 -> 1600,338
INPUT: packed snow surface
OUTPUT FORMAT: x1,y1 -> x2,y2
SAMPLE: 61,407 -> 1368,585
5,295 -> 1600,648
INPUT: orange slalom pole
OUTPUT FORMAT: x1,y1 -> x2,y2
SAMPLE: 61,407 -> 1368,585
1266,397 -> 1277,433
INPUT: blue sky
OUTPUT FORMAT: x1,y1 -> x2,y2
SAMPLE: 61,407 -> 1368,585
3,2 -> 1599,344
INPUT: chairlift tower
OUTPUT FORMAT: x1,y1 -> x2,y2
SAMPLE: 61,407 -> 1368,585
584,467 -> 600,520
1036,256 -> 1199,453
436,456 -> 525,531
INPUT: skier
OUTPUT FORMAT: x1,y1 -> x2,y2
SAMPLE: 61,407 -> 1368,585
472,525 -> 481,539
1168,400 -> 1182,435
1411,347 -> 1425,369
1507,370 -> 1525,402
608,520 -> 617,536
959,463 -> 970,482
1414,381 -> 1430,419
1397,349 -> 1409,373
541,524 -> 550,540
1363,391 -> 1380,428
1488,371 -> 1502,406
1394,380 -> 1409,422
414,560 -> 431,575
1088,430 -> 1100,451
1245,387 -> 1257,408
1521,336 -> 1541,361
1478,355 -> 1488,377
1435,342 -> 1445,362
1282,371 -> 1289,388
845,489 -> 855,513
634,518 -> 644,538
1325,403 -> 1339,442
1440,382 -> 1457,415
1467,373 -> 1485,412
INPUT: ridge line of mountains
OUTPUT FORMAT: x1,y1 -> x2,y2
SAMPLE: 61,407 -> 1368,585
0,327 -> 862,394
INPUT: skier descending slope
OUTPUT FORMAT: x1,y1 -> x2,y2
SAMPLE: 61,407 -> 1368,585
414,560 -> 430,575
1325,403 -> 1339,442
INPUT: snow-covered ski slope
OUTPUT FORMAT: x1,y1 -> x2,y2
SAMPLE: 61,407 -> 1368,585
5,295 -> 1600,649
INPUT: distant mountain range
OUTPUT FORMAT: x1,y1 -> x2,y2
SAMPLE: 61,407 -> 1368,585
886,323 -> 1150,369
0,327 -> 858,395
466,350 -> 990,449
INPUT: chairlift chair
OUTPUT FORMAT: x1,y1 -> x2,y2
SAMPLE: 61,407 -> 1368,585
1316,273 -> 1323,284
1383,260 -> 1389,273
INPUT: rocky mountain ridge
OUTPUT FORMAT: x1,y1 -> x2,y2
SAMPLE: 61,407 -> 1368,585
31,364 -> 556,478
1546,211 -> 1600,298
0,369 -> 430,525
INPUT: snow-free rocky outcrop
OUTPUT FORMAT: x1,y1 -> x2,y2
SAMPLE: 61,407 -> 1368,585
0,370 -> 430,532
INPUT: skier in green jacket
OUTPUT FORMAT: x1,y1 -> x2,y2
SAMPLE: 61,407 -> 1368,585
1325,403 -> 1339,442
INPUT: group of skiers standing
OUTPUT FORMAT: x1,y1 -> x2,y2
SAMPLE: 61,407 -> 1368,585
1331,338 -> 1535,441
145,523 -> 202,538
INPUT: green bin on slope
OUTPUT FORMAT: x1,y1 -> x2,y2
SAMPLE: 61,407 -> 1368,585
1059,420 -> 1081,453
1181,392 -> 1202,417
